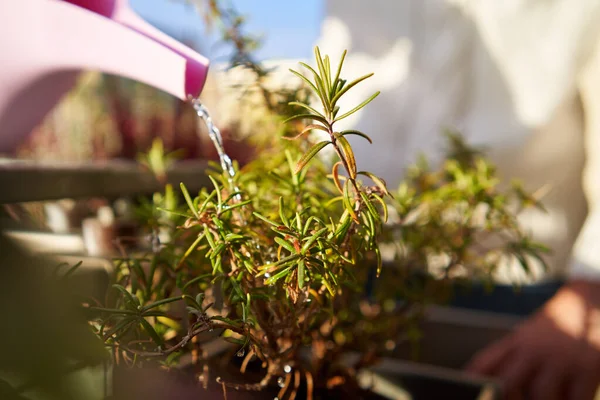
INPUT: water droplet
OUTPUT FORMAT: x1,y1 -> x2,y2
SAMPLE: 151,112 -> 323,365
274,397 -> 279,400
237,349 -> 245,357
283,365 -> 292,374
277,377 -> 285,388
264,272 -> 271,278
305,297 -> 312,303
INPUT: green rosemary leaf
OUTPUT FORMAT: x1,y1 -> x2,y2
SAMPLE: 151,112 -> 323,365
361,206 -> 375,237
291,212 -> 301,235
178,233 -> 204,268
335,133 -> 357,179
298,259 -> 306,289
275,237 -> 296,254
288,101 -> 326,120
182,294 -> 201,310
340,130 -> 373,144
211,316 -> 242,329
182,274 -> 213,292
112,284 -> 140,309
253,211 -> 279,226
180,182 -> 198,218
371,193 -> 389,223
224,233 -> 246,243
141,297 -> 183,313
130,259 -> 147,286
314,47 -> 329,90
156,207 -> 191,218
294,140 -> 332,174
282,124 -> 328,141
139,317 -> 164,346
265,265 -> 294,285
334,91 -> 380,122
343,179 -> 359,222
323,55 -> 332,94
360,191 -> 381,224
334,210 -> 353,240
210,243 -> 226,259
257,254 -> 301,276
102,318 -> 136,341
224,191 -> 244,204
302,227 -> 328,254
357,171 -> 389,196
198,191 -> 217,213
303,215 -> 327,236
289,68 -> 319,94
223,336 -> 247,346
196,293 -> 206,307
332,50 -> 347,95
375,246 -> 382,278
299,61 -> 330,109
220,199 -> 252,213
230,278 -> 245,300
284,113 -> 329,127
204,225 -> 216,249
208,175 -> 223,209
61,260 -> 83,279
322,276 -> 335,296
330,73 -> 375,107
279,197 -> 289,227
86,306 -> 138,316
212,254 -> 222,274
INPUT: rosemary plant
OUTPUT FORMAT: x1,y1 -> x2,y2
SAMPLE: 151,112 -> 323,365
85,48 -> 548,399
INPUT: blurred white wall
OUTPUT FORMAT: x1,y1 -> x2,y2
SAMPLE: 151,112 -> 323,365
312,0 -> 600,284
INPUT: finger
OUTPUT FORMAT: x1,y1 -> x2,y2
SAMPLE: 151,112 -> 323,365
495,351 -> 539,397
465,336 -> 516,375
567,374 -> 599,400
565,358 -> 600,400
502,387 -> 525,400
529,369 -> 566,400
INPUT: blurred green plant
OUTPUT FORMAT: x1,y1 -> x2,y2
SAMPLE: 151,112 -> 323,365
0,234 -> 107,400
137,138 -> 185,184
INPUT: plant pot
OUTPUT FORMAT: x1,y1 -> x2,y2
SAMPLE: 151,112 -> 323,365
110,339 -> 500,400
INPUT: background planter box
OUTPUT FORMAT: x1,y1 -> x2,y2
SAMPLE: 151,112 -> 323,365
392,306 -> 520,370
0,159 -> 211,204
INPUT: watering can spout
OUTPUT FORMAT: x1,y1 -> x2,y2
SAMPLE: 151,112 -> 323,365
0,0 -> 210,153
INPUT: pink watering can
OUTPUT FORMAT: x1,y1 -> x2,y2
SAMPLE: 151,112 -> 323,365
0,0 -> 210,153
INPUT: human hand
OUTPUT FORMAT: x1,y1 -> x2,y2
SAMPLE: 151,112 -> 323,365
466,280 -> 600,400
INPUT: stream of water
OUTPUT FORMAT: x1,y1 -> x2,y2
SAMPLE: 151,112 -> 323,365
191,99 -> 241,199
191,99 -> 236,178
